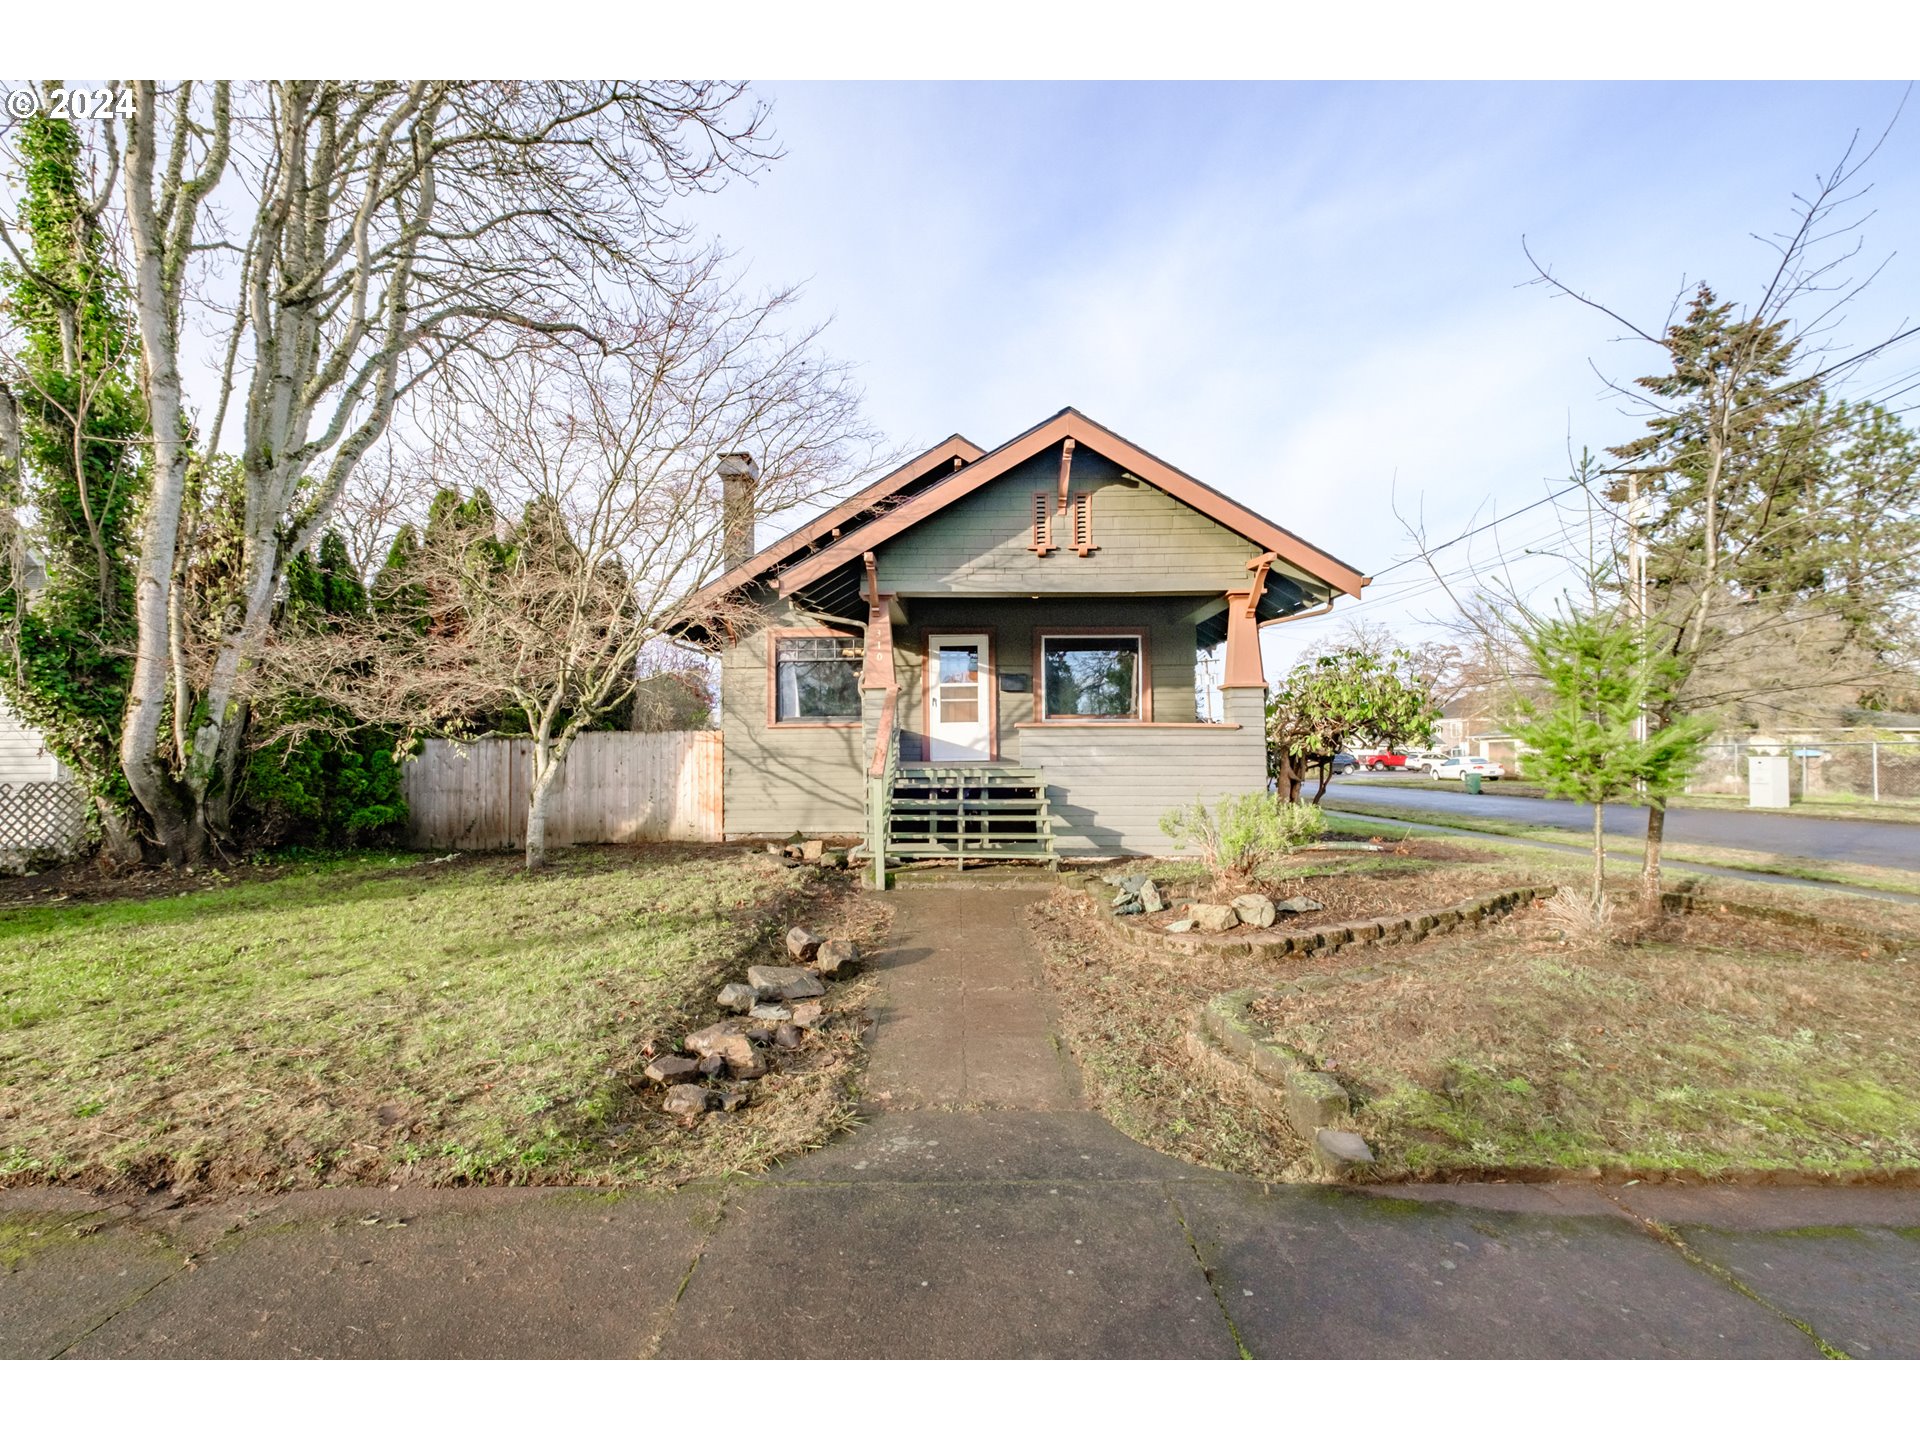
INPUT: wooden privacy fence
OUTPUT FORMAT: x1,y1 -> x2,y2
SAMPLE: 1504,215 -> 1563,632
402,730 -> 723,850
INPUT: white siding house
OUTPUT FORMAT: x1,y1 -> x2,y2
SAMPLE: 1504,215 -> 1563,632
0,698 -> 63,787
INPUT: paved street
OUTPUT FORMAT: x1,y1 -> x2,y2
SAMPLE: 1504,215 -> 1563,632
1326,778 -> 1920,871
5,885 -> 1917,1359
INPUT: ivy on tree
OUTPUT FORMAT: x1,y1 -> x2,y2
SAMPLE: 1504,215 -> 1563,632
0,109 -> 146,856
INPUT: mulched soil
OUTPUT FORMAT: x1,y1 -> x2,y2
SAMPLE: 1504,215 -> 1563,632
0,855 -> 311,909
1126,859 -> 1535,934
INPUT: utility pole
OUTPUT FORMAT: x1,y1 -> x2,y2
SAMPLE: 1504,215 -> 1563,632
1627,473 -> 1650,793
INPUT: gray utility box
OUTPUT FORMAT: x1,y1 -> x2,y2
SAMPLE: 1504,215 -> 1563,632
1747,755 -> 1792,809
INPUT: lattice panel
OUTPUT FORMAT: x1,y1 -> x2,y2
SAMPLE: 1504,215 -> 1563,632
0,780 -> 90,855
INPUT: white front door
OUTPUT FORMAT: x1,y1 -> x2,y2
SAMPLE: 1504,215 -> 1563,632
928,633 -> 991,761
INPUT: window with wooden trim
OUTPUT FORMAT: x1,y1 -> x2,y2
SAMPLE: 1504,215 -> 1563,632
1069,490 -> 1097,556
1040,634 -> 1141,721
1027,491 -> 1055,554
773,635 -> 863,722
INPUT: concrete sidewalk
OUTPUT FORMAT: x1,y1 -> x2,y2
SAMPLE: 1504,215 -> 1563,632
4,886 -> 1917,1359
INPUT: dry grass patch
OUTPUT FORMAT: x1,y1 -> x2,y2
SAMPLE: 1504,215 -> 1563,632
1029,891 -> 1314,1180
1,846 -> 883,1194
1259,904 -> 1920,1179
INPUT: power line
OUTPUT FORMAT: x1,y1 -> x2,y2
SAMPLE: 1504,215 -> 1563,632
1368,477 -> 1594,581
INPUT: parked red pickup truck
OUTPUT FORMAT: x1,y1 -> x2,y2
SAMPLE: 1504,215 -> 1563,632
1355,750 -> 1409,771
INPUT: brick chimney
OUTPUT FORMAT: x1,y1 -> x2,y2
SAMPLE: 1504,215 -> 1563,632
718,453 -> 758,569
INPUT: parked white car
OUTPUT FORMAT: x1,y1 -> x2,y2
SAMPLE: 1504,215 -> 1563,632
1427,756 -> 1505,781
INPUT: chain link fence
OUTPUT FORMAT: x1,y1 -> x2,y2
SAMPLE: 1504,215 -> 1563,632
1686,739 -> 1920,805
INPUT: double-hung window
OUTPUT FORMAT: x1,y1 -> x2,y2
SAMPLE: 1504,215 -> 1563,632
773,634 -> 863,723
1039,633 -> 1143,721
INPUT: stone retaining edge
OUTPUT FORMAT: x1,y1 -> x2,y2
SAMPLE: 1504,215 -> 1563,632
1661,890 -> 1913,956
1062,878 -> 1556,964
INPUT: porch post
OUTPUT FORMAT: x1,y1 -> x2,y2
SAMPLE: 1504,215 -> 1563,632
1220,585 -> 1269,780
1221,587 -> 1265,690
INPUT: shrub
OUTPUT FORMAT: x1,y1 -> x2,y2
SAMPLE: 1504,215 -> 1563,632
1159,792 -> 1327,884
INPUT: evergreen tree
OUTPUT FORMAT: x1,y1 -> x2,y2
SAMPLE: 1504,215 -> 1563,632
1513,607 -> 1712,912
237,529 -> 407,848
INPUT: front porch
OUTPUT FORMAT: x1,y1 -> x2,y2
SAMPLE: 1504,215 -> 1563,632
854,577 -> 1275,883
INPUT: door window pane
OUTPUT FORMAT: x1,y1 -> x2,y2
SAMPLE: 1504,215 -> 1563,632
1042,637 -> 1140,720
937,646 -> 979,685
775,635 -> 862,721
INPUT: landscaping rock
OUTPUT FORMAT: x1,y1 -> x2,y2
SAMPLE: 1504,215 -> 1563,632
1140,879 -> 1166,914
1286,1071 -> 1352,1135
716,982 -> 758,1014
1189,903 -> 1239,933
1112,872 -> 1148,895
790,999 -> 824,1029
642,1055 -> 699,1085
663,1084 -> 714,1117
718,1090 -> 750,1113
697,1053 -> 727,1078
774,1023 -> 804,1049
764,843 -> 783,855
1113,898 -> 1144,917
1232,894 -> 1277,929
749,1003 -> 792,1022
818,849 -> 848,870
1164,918 -> 1195,934
685,1019 -> 766,1078
749,964 -> 827,1001
814,939 -> 859,975
1312,1128 -> 1376,1178
1275,896 -> 1325,914
785,927 -> 824,962
801,839 -> 826,862
685,1019 -> 752,1055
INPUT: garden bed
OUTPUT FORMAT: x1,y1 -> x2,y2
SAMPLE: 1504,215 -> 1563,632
0,846 -> 886,1194
1034,844 -> 1920,1184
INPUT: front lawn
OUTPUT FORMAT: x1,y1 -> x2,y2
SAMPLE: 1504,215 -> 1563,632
1260,902 -> 1920,1179
1,847 -> 877,1193
1033,839 -> 1920,1183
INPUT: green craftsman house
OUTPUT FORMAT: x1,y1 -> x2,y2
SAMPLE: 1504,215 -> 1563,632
682,407 -> 1368,881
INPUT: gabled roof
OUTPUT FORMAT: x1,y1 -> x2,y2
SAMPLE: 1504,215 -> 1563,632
682,432 -> 984,612
772,407 -> 1369,600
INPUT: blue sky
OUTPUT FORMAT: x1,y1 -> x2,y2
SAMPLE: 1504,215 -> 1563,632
685,81 -> 1920,672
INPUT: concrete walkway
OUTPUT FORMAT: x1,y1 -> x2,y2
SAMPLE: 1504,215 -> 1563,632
5,886 -> 1919,1359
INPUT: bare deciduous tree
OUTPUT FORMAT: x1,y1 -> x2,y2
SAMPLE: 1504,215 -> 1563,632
259,271 -> 880,868
120,80 -> 776,864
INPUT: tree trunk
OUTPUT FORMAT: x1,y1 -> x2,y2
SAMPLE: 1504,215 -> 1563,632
524,743 -> 566,872
1311,761 -> 1332,805
1591,802 -> 1607,911
96,800 -> 145,867
118,87 -> 196,867
1641,801 -> 1666,914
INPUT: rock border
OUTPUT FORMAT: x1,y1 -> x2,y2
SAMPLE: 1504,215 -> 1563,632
1060,876 -> 1555,963
1661,889 -> 1914,958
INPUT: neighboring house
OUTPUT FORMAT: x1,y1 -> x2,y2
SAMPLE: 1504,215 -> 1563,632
0,697 -> 64,788
680,407 -> 1368,872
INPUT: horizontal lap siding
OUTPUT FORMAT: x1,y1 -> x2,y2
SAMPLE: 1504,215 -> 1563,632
721,591 -> 867,837
0,701 -> 59,787
1017,691 -> 1268,854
